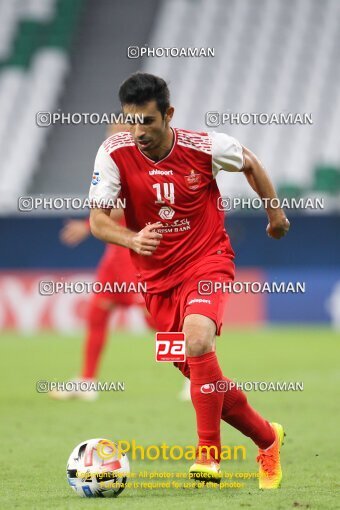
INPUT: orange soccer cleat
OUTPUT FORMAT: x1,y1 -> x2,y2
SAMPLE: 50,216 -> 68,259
257,422 -> 285,489
189,450 -> 222,484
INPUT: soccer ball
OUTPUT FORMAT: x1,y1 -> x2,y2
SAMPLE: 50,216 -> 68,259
66,438 -> 130,498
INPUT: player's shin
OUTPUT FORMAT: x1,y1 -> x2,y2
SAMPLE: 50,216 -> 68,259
187,351 -> 224,460
81,297 -> 111,379
221,377 -> 275,449
173,364 -> 275,449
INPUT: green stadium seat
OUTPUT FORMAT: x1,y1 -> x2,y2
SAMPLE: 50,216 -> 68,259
277,184 -> 304,200
313,166 -> 340,195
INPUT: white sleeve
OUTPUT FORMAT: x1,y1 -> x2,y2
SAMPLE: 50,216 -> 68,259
89,144 -> 121,208
211,131 -> 244,177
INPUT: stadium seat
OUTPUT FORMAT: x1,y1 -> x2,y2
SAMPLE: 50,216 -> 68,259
0,0 -> 83,209
313,166 -> 340,195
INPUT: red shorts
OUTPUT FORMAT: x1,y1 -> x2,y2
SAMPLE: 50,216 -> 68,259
94,245 -> 144,306
143,259 -> 235,336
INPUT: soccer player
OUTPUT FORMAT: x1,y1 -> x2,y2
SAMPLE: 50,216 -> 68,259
89,73 -> 290,489
49,122 -> 154,401
49,210 -> 147,401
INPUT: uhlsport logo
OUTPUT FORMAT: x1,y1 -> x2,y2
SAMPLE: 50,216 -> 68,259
200,383 -> 215,394
155,332 -> 186,362
149,169 -> 173,176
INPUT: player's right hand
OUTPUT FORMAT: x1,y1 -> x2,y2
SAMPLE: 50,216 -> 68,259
266,217 -> 290,240
60,220 -> 90,246
130,222 -> 163,256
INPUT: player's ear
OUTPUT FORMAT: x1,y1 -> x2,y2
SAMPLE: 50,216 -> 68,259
164,106 -> 174,124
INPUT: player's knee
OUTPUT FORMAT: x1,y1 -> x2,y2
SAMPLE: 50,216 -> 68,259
183,314 -> 215,357
185,325 -> 214,356
186,336 -> 212,356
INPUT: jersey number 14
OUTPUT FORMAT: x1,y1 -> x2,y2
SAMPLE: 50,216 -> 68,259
152,183 -> 175,204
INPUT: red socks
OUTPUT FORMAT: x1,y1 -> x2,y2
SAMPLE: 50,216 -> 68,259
221,377 -> 275,449
81,297 -> 111,379
187,352 -> 224,460
174,361 -> 275,450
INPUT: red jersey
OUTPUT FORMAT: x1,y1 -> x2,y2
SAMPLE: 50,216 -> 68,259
89,128 -> 244,293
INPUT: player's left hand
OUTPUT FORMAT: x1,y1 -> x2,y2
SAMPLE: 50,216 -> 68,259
266,217 -> 290,239
60,220 -> 90,246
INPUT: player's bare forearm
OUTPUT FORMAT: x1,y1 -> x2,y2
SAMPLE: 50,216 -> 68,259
89,208 -> 163,256
109,207 -> 124,222
242,146 -> 290,239
90,208 -> 133,247
242,146 -> 281,216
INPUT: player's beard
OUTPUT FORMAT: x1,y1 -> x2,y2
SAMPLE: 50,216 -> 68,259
142,125 -> 173,160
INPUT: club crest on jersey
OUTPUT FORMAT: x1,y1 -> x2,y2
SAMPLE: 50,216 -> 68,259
91,171 -> 100,185
184,169 -> 201,190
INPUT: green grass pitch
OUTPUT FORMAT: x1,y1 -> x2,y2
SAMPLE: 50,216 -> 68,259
1,327 -> 339,509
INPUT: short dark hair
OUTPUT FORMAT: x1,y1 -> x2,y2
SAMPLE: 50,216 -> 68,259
119,72 -> 170,117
